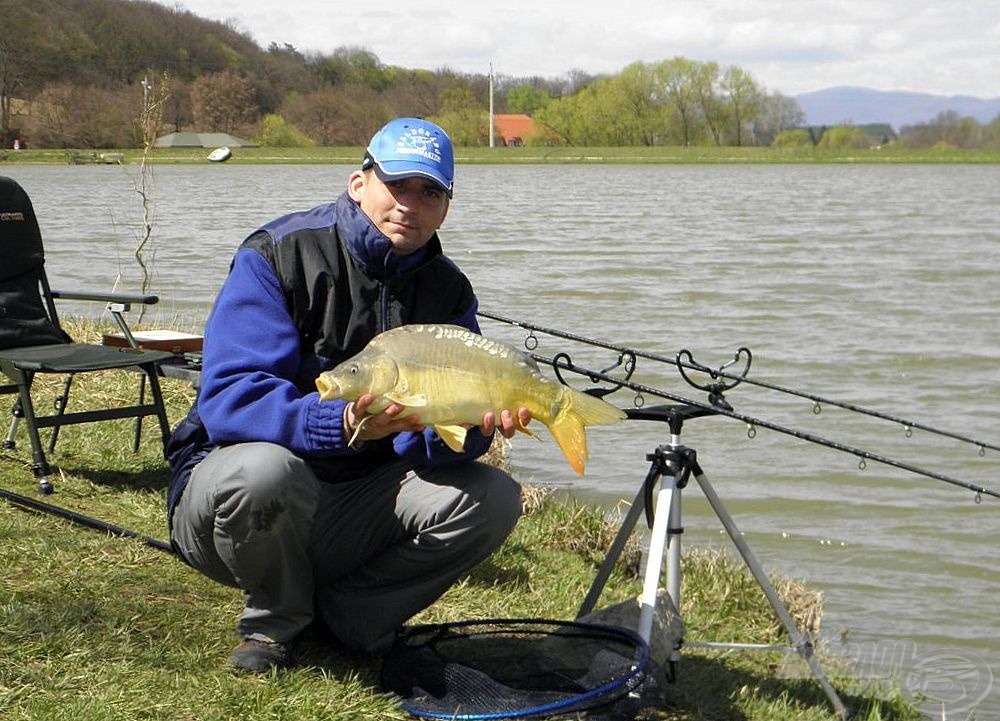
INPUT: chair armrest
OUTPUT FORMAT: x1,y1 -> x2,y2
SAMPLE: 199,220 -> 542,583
49,289 -> 160,305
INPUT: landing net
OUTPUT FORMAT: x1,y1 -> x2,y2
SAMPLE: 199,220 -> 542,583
380,618 -> 650,720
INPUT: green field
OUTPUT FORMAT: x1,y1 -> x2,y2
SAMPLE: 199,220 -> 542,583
3,144 -> 1000,166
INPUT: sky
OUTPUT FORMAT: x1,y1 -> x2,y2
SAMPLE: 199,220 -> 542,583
170,0 -> 1000,99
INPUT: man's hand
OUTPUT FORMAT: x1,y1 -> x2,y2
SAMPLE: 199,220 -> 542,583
345,393 -> 424,444
481,408 -> 532,439
344,397 -> 531,448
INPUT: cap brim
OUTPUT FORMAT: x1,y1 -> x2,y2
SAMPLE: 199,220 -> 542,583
371,161 -> 453,198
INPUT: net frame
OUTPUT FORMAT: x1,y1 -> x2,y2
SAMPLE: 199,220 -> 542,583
380,617 -> 651,720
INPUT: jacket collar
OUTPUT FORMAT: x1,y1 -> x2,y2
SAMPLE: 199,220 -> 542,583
336,192 -> 442,280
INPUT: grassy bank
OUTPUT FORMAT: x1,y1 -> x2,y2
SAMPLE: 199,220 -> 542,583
0,318 -> 921,720
2,144 -> 999,166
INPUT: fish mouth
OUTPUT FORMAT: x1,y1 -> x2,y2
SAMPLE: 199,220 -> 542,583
315,375 -> 339,400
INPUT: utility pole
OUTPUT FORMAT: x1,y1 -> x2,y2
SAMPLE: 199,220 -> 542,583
488,62 -> 495,148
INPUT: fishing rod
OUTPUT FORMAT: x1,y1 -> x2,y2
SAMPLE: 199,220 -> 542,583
478,310 -> 999,502
0,486 -> 175,553
479,310 -> 1000,455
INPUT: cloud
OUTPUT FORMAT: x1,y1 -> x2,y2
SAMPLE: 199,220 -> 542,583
171,0 -> 1000,98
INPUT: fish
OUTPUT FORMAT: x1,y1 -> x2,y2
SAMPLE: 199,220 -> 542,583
315,324 -> 626,475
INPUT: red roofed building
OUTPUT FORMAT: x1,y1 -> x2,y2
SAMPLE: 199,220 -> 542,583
492,114 -> 540,146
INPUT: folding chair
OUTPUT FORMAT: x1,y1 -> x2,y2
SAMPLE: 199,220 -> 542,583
0,175 -> 173,495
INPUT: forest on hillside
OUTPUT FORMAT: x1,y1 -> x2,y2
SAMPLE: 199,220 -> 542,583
2,0 -> 998,150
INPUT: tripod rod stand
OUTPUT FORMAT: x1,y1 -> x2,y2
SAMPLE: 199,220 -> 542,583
577,403 -> 848,719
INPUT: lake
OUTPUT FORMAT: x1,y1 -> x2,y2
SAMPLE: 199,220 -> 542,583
7,161 -> 999,717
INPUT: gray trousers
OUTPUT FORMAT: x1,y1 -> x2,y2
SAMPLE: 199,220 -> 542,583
170,442 -> 522,651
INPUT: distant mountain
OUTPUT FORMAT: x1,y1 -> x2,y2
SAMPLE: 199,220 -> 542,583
794,86 -> 1000,130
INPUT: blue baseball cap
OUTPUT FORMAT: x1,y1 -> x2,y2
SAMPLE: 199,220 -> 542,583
362,118 -> 454,197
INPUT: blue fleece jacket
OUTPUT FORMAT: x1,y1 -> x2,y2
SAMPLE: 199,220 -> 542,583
193,194 -> 492,472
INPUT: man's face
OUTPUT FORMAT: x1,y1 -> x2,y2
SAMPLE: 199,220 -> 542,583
348,171 -> 450,256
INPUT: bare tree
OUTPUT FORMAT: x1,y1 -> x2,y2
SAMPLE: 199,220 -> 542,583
190,70 -> 258,133
127,73 -> 170,315
281,84 -> 386,145
28,82 -> 134,147
751,92 -> 805,146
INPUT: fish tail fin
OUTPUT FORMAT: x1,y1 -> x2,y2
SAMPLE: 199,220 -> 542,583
549,389 -> 626,475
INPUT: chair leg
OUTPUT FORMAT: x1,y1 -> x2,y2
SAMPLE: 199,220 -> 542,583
142,364 -> 172,450
133,374 -> 147,452
8,373 -> 55,495
47,373 -> 74,453
3,398 -> 22,450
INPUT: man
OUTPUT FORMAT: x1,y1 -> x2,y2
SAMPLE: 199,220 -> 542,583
166,117 -> 529,673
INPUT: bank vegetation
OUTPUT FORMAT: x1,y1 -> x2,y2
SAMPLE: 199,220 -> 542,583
3,0 -> 998,154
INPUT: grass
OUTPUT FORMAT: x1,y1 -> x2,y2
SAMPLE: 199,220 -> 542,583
0,318 -> 922,720
2,144 -> 1000,166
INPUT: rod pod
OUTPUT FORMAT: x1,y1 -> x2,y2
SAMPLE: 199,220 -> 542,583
577,403 -> 850,720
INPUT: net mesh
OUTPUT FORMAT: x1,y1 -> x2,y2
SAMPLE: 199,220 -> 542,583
380,618 -> 649,720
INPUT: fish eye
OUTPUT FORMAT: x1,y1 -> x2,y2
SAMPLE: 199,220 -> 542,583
349,364 -> 359,375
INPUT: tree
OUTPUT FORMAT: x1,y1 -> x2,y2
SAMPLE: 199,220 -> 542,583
189,69 -> 258,133
28,82 -> 135,147
281,84 -> 386,145
0,0 -> 61,144
985,115 -> 1000,149
310,46 -> 390,91
256,113 -> 314,147
932,111 -> 983,148
0,37 -> 22,144
535,72 -> 650,146
615,63 -> 666,145
772,128 -> 814,149
817,124 -> 871,149
251,42 -> 319,114
690,60 -> 725,145
753,92 -> 805,146
561,69 -> 599,96
161,76 -> 194,133
381,67 -> 448,118
720,65 -> 764,146
898,111 -> 988,149
432,83 -> 488,145
507,84 -> 551,115
652,57 -> 703,146
533,91 -> 587,146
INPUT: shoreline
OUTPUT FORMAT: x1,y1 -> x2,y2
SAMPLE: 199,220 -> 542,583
3,144 -> 1000,166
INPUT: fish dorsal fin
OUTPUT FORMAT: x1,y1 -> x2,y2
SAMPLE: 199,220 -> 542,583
386,392 -> 428,407
434,424 -> 468,453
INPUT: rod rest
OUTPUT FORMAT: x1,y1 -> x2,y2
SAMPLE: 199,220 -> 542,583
624,404 -> 719,434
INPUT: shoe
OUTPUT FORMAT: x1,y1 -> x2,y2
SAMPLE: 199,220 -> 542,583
229,637 -> 293,673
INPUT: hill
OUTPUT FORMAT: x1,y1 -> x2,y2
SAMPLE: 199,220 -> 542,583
794,86 -> 1000,130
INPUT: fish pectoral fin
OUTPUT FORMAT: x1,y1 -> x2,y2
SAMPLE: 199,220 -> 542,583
386,392 -> 428,407
434,424 -> 468,453
348,416 -> 371,448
